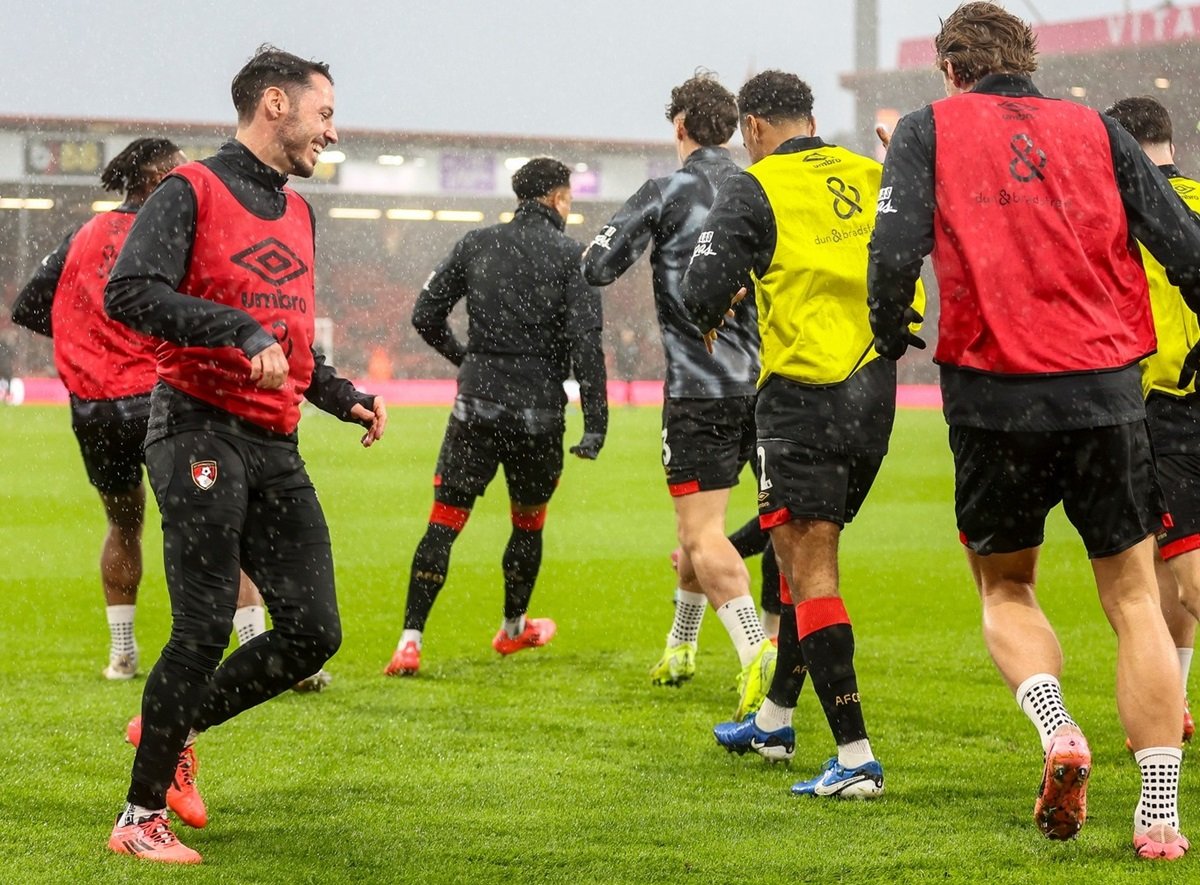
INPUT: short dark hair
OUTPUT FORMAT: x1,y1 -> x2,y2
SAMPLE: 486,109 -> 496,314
1106,96 -> 1173,146
935,2 -> 1038,84
99,137 -> 181,194
512,157 -> 572,200
665,71 -> 738,146
736,70 -> 814,123
231,44 -> 333,123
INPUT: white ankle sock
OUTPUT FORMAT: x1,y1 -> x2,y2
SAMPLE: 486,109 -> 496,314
1133,746 -> 1183,836
119,802 -> 164,826
232,605 -> 266,647
183,729 -> 200,749
1016,673 -> 1077,752
106,605 -> 136,657
667,589 -> 705,647
716,596 -> 767,667
1179,648 -> 1194,691
755,698 -> 793,732
838,739 -> 875,769
503,614 -> 526,639
400,629 -> 422,650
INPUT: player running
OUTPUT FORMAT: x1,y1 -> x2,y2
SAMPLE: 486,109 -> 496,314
868,3 -> 1200,858
1106,95 -> 1199,747
103,46 -> 386,864
384,158 -> 606,676
12,138 -> 183,680
583,73 -> 775,712
686,70 -> 922,799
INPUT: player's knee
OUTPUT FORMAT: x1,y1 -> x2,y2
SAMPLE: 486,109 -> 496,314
510,505 -> 547,532
429,501 -> 471,532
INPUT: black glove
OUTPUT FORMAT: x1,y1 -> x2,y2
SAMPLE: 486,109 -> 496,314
1179,341 -> 1200,389
871,304 -> 927,361
570,432 -> 605,460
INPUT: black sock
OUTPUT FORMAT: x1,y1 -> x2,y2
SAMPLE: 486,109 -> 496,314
759,539 -> 781,615
799,621 -> 868,745
728,516 -> 769,558
502,527 -> 543,619
766,603 -> 806,707
404,523 -> 460,631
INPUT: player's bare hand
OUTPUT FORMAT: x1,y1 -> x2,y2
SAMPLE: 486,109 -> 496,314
351,397 -> 387,448
249,343 -> 288,390
876,125 -> 892,150
702,328 -> 719,354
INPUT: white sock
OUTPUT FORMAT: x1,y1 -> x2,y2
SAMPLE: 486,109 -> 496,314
760,609 -> 780,640
400,629 -> 422,650
755,698 -> 793,732
503,614 -> 526,639
106,604 -> 136,658
1016,673 -> 1077,752
118,802 -> 165,826
1179,648 -> 1194,691
667,589 -> 705,647
716,595 -> 767,667
838,739 -> 875,769
1133,746 -> 1183,836
184,728 -> 200,748
233,605 -> 266,647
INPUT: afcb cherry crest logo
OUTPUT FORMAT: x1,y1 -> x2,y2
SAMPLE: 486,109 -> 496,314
191,461 -> 218,491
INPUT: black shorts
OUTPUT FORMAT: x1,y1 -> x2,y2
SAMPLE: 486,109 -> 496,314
661,395 -> 755,495
1146,394 -> 1200,557
434,414 -> 563,508
754,369 -> 894,528
950,422 -> 1166,559
70,393 -> 151,494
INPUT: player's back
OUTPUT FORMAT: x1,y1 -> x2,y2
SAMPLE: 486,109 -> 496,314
454,201 -> 597,413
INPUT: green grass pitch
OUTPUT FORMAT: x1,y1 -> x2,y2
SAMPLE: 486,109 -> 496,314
0,403 -> 1192,883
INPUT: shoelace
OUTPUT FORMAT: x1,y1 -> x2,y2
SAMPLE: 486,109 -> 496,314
176,749 -> 198,787
139,816 -> 179,847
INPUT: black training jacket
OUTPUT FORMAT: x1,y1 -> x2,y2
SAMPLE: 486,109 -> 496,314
413,200 -> 607,436
583,146 -> 757,399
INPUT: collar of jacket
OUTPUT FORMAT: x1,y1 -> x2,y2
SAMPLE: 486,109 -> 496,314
218,139 -> 290,192
971,73 -> 1043,98
1161,163 -> 1184,179
683,145 -> 732,167
773,135 -> 827,156
515,199 -> 566,231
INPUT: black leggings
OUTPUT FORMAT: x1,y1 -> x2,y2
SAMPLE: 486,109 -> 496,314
127,430 -> 341,809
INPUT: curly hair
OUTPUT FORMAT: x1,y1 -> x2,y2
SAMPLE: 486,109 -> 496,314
664,71 -> 738,146
1105,96 -> 1173,146
512,157 -> 572,200
736,70 -> 814,123
934,2 -> 1038,84
231,44 -> 333,123
99,137 -> 181,194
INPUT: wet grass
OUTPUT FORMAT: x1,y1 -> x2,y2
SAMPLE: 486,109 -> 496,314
0,403 -> 1192,883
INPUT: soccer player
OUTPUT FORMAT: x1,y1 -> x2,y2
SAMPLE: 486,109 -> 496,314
867,3 -> 1200,858
1105,95 -> 1199,745
102,45 -> 386,864
384,158 -> 606,676
583,73 -> 775,709
685,70 -> 921,798
12,138 -> 184,680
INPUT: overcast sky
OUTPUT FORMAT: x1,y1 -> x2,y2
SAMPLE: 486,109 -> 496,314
0,1 -> 1158,142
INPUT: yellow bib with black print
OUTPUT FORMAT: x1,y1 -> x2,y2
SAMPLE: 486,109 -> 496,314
1140,174 -> 1200,398
745,144 -> 924,387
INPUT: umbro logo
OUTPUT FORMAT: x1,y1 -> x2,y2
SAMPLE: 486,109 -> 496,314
803,151 -> 840,168
231,237 -> 308,286
998,100 -> 1036,121
1175,181 -> 1196,197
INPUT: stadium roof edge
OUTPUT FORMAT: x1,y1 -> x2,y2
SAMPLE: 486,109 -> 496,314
0,113 -> 673,152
